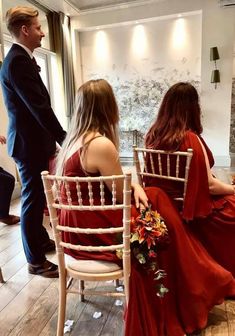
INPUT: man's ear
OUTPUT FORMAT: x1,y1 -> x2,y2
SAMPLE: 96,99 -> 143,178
21,25 -> 29,36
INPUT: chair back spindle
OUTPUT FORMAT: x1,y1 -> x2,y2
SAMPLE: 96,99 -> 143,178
133,146 -> 193,210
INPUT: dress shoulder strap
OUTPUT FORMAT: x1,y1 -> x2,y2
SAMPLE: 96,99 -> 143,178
83,135 -> 104,148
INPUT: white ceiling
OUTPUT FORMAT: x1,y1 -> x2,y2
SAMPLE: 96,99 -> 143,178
69,0 -> 142,11
33,0 -> 158,16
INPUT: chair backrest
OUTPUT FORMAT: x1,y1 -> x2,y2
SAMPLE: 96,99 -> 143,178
133,146 -> 193,209
41,171 -> 132,282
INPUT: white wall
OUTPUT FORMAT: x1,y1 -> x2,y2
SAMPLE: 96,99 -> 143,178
233,55 -> 235,76
71,0 -> 235,166
200,1 -> 235,166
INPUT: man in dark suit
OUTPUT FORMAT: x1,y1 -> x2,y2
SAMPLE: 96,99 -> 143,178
0,6 -> 66,277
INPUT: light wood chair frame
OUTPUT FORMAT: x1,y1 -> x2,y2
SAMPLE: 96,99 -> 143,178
41,171 -> 132,336
133,145 -> 193,208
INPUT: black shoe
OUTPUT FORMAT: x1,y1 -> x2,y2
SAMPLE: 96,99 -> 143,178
0,215 -> 20,225
42,239 -> 56,253
28,260 -> 59,278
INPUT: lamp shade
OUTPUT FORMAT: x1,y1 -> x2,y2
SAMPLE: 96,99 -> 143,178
210,47 -> 220,61
211,69 -> 220,83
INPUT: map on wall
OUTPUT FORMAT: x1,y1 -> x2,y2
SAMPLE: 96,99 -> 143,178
79,13 -> 202,156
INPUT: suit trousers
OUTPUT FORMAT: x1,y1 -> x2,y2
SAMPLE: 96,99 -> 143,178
14,155 -> 50,264
0,167 -> 15,218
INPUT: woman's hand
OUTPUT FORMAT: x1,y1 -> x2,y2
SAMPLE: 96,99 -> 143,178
0,135 -> 6,145
132,183 -> 148,210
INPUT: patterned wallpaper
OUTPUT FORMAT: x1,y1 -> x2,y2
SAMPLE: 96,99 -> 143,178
83,69 -> 200,156
111,73 -> 200,155
230,77 -> 235,154
79,15 -> 201,157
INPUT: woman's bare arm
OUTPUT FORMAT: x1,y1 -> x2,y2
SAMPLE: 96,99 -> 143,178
197,136 -> 234,196
84,136 -> 148,207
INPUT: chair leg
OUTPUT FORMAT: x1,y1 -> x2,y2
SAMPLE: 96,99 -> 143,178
115,279 -> 120,287
123,277 -> 129,306
57,279 -> 67,336
0,267 -> 5,283
79,280 -> 85,302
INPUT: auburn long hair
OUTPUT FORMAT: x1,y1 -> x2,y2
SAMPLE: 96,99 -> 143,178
56,79 -> 119,175
145,82 -> 203,151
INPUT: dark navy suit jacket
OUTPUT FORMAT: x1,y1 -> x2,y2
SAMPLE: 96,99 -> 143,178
0,44 -> 66,160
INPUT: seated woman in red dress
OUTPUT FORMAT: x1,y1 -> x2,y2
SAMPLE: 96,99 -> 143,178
145,82 -> 235,277
56,79 -> 235,336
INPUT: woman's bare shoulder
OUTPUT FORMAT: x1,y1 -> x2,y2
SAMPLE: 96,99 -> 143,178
89,135 -> 116,153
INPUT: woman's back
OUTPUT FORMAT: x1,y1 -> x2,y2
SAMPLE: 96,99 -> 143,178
60,145 -> 123,262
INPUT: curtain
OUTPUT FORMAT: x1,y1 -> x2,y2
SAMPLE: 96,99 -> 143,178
47,11 -> 75,124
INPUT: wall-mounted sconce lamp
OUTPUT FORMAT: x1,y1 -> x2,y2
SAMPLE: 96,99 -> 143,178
211,69 -> 220,89
210,47 -> 220,68
210,46 -> 220,89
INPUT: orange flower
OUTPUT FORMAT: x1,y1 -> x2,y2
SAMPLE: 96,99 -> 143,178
131,208 -> 168,249
117,206 -> 169,297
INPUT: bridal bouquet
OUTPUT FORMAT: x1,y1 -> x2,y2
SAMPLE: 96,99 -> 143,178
117,206 -> 169,297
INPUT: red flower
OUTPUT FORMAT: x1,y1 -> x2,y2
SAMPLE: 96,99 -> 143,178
131,208 -> 168,250
118,206 -> 169,297
148,250 -> 157,258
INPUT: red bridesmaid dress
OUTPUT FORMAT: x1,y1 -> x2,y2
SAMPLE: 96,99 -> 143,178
60,149 -> 235,336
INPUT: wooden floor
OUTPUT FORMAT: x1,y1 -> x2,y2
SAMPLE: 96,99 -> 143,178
0,167 -> 235,336
0,200 -> 124,336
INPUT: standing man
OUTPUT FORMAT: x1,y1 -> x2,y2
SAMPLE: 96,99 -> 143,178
0,6 -> 66,277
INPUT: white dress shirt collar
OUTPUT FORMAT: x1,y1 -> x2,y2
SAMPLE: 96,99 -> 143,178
14,42 -> 34,59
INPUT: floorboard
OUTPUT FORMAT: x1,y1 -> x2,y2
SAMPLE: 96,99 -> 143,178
0,167 -> 234,335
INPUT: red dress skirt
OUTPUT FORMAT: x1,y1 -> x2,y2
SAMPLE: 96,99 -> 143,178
144,130 -> 235,277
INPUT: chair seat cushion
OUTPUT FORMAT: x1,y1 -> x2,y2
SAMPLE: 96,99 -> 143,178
65,255 -> 121,273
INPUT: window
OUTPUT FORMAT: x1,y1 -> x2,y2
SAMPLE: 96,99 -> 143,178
3,39 -> 67,130
1,0 -> 67,130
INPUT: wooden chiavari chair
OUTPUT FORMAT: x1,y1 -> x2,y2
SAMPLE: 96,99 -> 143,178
41,171 -> 132,336
133,146 -> 193,211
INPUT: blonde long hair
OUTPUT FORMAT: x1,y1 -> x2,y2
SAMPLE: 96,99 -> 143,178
56,79 -> 119,176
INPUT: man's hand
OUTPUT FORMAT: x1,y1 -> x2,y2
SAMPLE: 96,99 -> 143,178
0,135 -> 6,145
